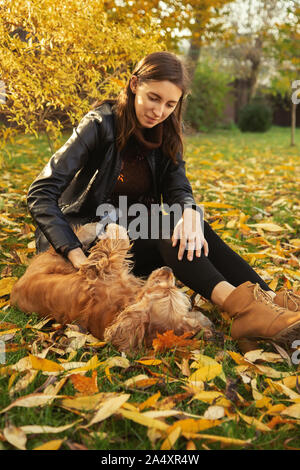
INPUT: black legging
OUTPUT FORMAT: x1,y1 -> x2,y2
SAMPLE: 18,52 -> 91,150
129,219 -> 271,301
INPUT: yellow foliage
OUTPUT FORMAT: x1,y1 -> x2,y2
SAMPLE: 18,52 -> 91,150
0,0 -> 164,155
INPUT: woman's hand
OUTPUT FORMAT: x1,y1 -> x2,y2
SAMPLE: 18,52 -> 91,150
67,247 -> 88,269
172,207 -> 208,261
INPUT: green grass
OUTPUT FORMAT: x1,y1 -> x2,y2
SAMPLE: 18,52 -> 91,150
0,125 -> 300,450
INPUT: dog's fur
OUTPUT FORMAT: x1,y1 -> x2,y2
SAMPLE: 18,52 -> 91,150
10,223 -> 213,351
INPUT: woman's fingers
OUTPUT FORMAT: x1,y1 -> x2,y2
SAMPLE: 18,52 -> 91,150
195,236 -> 203,258
171,217 -> 209,261
203,239 -> 209,257
178,236 -> 209,261
177,235 -> 187,260
172,226 -> 180,247
186,236 -> 201,261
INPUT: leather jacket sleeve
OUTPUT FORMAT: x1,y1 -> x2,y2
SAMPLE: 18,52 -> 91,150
27,113 -> 106,254
162,153 -> 203,218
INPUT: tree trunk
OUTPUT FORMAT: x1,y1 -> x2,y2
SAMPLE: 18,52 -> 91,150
183,29 -> 201,120
186,38 -> 201,82
291,102 -> 296,146
186,15 -> 202,82
248,60 -> 260,103
246,37 -> 262,103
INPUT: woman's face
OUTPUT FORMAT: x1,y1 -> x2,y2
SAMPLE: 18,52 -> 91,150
130,77 -> 182,128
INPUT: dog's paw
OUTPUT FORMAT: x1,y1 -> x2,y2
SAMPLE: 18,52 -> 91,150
76,223 -> 98,245
104,223 -> 129,241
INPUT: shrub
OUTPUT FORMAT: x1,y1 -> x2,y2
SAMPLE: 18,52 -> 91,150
237,100 -> 273,132
184,60 -> 232,132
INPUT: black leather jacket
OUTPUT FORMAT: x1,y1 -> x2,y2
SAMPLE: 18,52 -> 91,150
27,102 -> 200,254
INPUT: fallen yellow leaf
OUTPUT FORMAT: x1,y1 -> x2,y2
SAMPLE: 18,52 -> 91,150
33,439 -> 64,450
161,426 -> 181,450
0,277 -> 18,297
202,202 -> 233,208
192,391 -> 231,408
0,328 -> 20,336
290,239 -> 300,248
253,364 -> 291,378
29,355 -> 64,372
244,349 -> 283,364
264,378 -> 300,400
60,392 -> 116,411
169,418 -> 221,434
248,223 -> 284,232
104,356 -> 131,369
255,397 -> 272,409
188,363 -> 223,383
20,420 -> 81,434
63,354 -> 101,374
281,404 -> 300,419
9,370 -> 38,396
227,351 -> 248,365
265,404 -> 287,415
0,394 -> 61,413
138,392 -> 161,411
182,433 -> 251,447
123,374 -> 149,387
3,425 -> 27,450
136,359 -> 162,366
87,394 -> 130,426
119,408 -> 169,431
237,412 -> 271,432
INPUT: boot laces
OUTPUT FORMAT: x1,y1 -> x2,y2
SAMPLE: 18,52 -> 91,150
252,283 -> 286,315
282,290 -> 300,311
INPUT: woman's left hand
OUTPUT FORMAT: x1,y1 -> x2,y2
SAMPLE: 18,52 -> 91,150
172,207 -> 208,261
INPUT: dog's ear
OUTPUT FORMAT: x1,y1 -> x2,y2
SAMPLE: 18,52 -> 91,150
104,301 -> 150,352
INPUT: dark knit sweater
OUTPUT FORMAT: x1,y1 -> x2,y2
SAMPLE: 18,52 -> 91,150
109,123 -> 163,208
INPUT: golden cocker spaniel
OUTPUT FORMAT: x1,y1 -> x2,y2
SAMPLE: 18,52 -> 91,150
10,223 -> 213,351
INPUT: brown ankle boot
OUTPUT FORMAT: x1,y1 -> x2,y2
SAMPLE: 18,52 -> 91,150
273,289 -> 300,312
222,281 -> 300,348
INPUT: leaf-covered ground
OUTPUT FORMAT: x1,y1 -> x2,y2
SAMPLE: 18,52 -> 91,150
0,126 -> 299,450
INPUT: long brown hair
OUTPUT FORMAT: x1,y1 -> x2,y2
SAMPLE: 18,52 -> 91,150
92,52 -> 190,164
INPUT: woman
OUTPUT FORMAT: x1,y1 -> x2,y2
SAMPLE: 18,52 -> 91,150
27,51 -> 300,351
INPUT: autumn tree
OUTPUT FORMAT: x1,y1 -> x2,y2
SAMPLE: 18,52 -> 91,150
0,0 -> 164,158
216,0 -> 298,103
101,0 -> 234,123
103,0 -> 234,80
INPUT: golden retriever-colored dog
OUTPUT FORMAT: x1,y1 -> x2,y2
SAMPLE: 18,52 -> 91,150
10,223 -> 213,351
